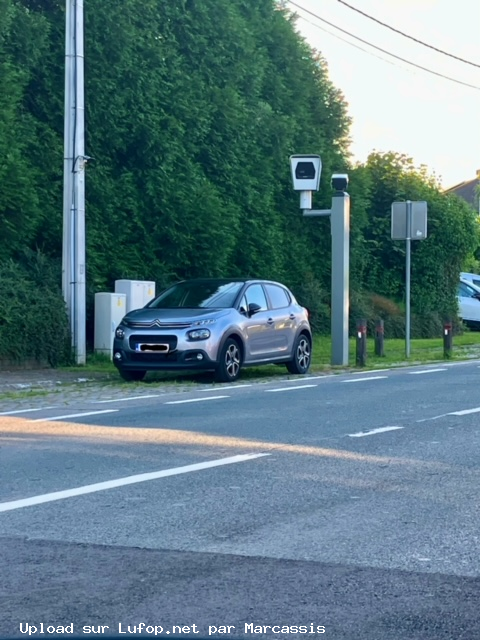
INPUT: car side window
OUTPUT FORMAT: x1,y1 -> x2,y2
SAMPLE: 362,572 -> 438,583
265,284 -> 290,309
245,285 -> 268,311
459,282 -> 477,298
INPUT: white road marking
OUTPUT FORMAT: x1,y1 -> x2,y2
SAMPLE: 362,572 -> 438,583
32,410 -> 118,422
265,384 -> 318,393
201,385 -> 252,391
343,376 -> 388,383
0,453 -> 270,513
0,407 -> 56,416
449,407 -> 480,416
93,395 -> 160,404
417,405 -> 480,422
408,368 -> 447,375
443,361 -> 471,367
348,426 -> 404,438
164,395 -> 229,405
416,414 -> 446,423
352,369 -> 390,374
284,375 -> 336,382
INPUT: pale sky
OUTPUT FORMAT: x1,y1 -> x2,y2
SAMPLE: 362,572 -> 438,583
293,0 -> 480,188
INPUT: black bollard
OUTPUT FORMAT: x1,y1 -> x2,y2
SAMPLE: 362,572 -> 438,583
374,318 -> 385,357
443,320 -> 453,359
356,318 -> 367,367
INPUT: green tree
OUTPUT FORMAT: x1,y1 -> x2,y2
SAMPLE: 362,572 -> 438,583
361,151 -> 479,317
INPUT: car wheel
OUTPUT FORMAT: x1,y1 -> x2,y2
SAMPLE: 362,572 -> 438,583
119,369 -> 147,382
286,333 -> 311,375
215,338 -> 242,383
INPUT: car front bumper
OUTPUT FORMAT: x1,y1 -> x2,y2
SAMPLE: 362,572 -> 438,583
112,340 -> 218,372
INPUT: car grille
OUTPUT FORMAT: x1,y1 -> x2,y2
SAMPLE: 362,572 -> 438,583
128,320 -> 192,329
129,334 -> 178,351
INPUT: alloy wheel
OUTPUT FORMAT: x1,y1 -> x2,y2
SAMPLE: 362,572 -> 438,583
225,343 -> 240,378
296,337 -> 311,370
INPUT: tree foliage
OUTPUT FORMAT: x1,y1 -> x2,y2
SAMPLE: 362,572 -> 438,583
0,0 -> 478,362
358,152 -> 479,318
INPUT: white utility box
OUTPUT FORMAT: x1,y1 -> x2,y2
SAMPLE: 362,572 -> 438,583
94,292 -> 127,358
114,279 -> 156,312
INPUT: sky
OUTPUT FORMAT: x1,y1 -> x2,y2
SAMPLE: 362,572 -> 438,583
291,0 -> 480,188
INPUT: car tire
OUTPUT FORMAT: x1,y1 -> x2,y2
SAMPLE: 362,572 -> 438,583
286,333 -> 311,375
119,369 -> 147,382
215,338 -> 242,383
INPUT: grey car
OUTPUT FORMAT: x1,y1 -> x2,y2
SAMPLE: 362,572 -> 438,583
113,278 -> 312,383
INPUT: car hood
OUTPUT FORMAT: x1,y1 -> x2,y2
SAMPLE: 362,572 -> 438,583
124,307 -> 229,324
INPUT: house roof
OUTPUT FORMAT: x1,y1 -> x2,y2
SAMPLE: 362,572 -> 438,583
444,170 -> 480,209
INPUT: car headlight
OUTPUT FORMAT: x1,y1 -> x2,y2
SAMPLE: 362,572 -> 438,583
187,328 -> 211,341
115,327 -> 125,339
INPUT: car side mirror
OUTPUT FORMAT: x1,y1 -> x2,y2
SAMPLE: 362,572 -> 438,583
474,292 -> 480,300
248,302 -> 262,316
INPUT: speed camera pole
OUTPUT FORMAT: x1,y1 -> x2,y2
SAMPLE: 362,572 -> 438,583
289,156 -> 350,367
330,188 -> 350,365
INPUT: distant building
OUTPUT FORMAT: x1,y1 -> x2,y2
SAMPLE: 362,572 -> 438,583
444,170 -> 480,213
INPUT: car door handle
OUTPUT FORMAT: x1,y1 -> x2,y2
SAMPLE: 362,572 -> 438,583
266,318 -> 274,325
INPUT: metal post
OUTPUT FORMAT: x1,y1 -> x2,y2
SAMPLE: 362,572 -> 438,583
62,0 -> 74,327
374,318 -> 385,357
356,319 -> 367,367
330,192 -> 350,365
443,320 -> 453,359
72,0 -> 86,365
405,200 -> 412,358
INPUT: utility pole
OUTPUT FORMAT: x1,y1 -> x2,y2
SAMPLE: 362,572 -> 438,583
63,0 -> 86,365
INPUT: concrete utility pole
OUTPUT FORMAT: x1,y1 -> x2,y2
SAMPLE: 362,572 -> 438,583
62,0 -> 86,365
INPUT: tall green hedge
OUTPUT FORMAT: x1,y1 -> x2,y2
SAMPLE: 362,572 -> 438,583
0,252 -> 71,366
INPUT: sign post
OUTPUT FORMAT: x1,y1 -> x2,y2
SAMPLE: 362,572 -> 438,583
391,200 -> 428,358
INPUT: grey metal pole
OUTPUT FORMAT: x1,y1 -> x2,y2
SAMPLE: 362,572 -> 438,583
405,200 -> 412,358
73,0 -> 86,365
62,0 -> 74,335
330,191 -> 350,365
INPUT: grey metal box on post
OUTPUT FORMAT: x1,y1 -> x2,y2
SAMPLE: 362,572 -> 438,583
391,201 -> 428,240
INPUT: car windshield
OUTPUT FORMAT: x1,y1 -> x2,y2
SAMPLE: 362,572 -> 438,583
147,280 -> 245,309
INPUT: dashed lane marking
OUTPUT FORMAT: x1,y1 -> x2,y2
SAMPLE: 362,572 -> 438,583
352,369 -> 390,374
200,385 -> 252,391
93,395 -> 161,404
342,376 -> 388,383
164,396 -> 230,405
449,407 -> 480,416
408,368 -> 447,375
348,426 -> 404,438
265,384 -> 318,393
417,406 -> 480,422
32,409 -> 118,422
0,407 -> 57,416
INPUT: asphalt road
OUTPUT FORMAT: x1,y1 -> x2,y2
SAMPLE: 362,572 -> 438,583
1,361 -> 480,639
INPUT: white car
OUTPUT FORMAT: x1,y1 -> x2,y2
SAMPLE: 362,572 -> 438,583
458,278 -> 480,326
460,272 -> 480,288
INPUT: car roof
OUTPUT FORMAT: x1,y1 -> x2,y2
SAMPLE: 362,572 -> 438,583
175,277 -> 290,287
460,277 -> 480,292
